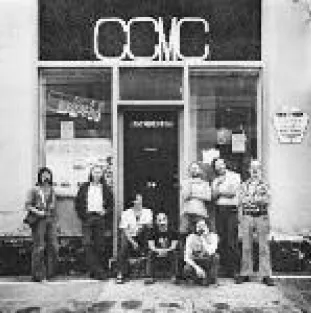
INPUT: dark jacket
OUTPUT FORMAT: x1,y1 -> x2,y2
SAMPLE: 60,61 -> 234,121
75,182 -> 113,224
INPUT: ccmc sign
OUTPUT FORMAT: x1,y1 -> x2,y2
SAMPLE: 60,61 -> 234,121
94,17 -> 209,61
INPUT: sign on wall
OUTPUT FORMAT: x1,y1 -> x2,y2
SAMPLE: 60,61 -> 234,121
273,108 -> 309,144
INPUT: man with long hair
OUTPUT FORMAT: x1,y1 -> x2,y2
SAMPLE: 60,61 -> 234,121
25,167 -> 58,282
144,212 -> 179,284
184,218 -> 219,286
75,164 -> 113,279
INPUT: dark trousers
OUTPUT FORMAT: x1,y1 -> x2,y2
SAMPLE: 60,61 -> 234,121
146,250 -> 178,278
184,254 -> 219,283
215,205 -> 240,277
117,229 -> 148,276
31,217 -> 58,280
82,215 -> 108,276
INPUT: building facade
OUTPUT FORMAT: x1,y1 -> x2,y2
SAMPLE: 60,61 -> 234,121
0,0 -> 311,274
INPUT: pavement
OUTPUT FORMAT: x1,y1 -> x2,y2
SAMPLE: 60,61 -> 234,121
0,277 -> 309,313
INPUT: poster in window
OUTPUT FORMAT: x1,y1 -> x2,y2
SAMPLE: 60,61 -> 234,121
46,138 -> 112,197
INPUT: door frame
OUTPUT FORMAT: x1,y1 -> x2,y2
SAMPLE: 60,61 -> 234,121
115,105 -> 184,256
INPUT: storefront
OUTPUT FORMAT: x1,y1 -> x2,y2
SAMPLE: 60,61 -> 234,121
1,0 -> 311,275
39,64 -> 260,256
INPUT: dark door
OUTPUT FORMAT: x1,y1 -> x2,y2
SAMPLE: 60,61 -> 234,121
124,109 -> 179,230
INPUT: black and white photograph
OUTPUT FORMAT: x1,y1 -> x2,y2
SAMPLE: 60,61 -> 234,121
0,0 -> 311,312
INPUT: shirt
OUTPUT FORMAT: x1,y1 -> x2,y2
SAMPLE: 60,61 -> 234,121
148,228 -> 178,249
212,170 -> 241,206
119,207 -> 153,237
182,178 -> 211,217
87,184 -> 104,213
239,177 -> 270,212
185,232 -> 218,259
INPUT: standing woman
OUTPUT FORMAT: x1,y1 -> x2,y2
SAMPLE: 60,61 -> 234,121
25,167 -> 58,282
75,165 -> 113,280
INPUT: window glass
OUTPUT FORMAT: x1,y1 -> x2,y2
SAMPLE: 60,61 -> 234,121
119,67 -> 183,101
41,68 -> 113,236
189,71 -> 258,180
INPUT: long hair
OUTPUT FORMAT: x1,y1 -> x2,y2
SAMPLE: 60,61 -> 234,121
36,167 -> 53,186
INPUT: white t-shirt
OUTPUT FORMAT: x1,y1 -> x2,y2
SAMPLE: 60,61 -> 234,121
87,185 -> 104,213
119,208 -> 153,237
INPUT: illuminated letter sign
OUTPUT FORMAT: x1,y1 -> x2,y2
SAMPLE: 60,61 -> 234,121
94,17 -> 209,61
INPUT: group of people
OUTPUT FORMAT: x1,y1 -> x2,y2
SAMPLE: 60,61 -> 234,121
179,158 -> 274,286
24,157 -> 274,287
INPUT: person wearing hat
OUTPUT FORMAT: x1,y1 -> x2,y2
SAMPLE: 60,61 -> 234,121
235,159 -> 274,286
184,218 -> 219,286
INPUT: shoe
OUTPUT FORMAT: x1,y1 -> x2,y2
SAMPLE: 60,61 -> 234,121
208,278 -> 217,285
116,273 -> 125,284
171,276 -> 182,285
201,278 -> 210,286
262,276 -> 275,286
31,276 -> 43,282
95,272 -> 108,280
234,275 -> 249,284
144,277 -> 155,285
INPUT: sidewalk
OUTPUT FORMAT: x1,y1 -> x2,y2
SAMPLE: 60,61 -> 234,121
0,277 -> 308,313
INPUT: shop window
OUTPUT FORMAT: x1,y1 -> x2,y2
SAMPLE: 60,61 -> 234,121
119,67 -> 183,101
189,71 -> 258,181
40,68 -> 112,236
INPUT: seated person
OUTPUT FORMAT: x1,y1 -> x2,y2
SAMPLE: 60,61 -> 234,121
116,193 -> 153,284
144,212 -> 179,284
184,218 -> 219,286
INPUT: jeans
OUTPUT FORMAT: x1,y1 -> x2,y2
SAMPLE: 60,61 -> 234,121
146,250 -> 179,278
240,214 -> 272,277
117,228 -> 149,276
215,205 -> 240,277
82,214 -> 109,276
184,254 -> 219,283
31,216 -> 58,280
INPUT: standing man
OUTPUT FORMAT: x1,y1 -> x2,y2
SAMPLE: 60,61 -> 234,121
184,218 -> 219,286
25,167 -> 58,282
236,160 -> 274,286
116,193 -> 153,284
75,165 -> 113,280
180,162 -> 212,237
145,212 -> 179,284
212,158 -> 241,278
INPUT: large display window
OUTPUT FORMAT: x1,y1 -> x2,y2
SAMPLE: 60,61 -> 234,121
41,68 -> 112,235
189,70 -> 259,180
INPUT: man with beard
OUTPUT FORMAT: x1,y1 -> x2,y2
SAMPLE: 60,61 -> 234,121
184,218 -> 219,286
144,212 -> 179,284
180,162 -> 212,237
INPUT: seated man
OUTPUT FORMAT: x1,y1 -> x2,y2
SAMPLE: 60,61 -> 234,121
144,212 -> 179,284
116,193 -> 153,284
184,218 -> 219,286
